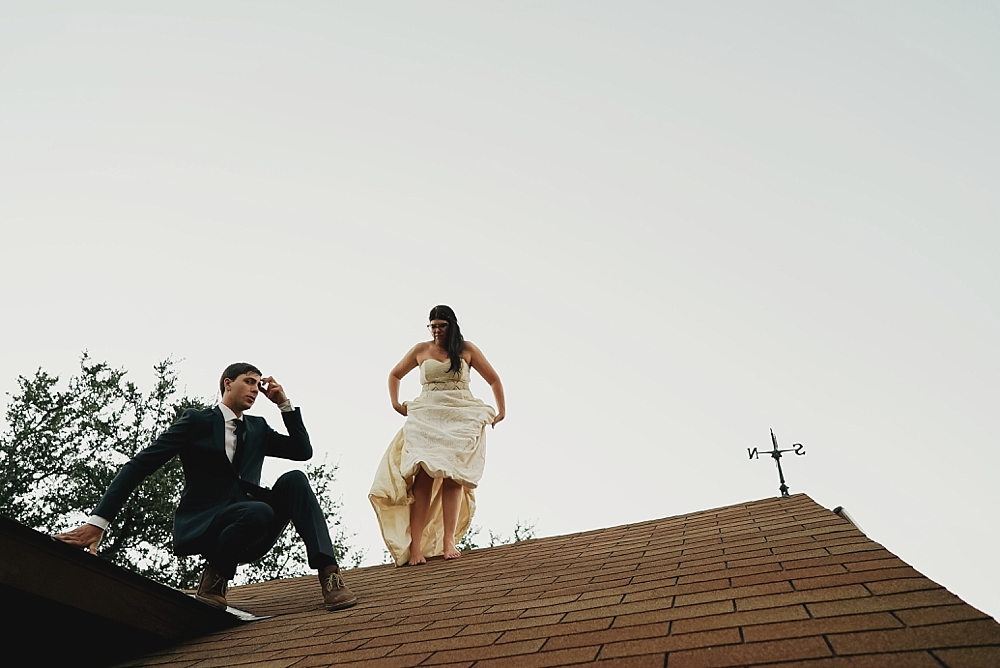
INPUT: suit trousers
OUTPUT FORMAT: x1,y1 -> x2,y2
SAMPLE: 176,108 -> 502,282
203,470 -> 337,579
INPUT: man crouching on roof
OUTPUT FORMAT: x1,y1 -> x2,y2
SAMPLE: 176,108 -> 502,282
55,362 -> 357,611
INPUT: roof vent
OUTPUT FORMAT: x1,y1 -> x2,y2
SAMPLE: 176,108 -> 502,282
832,506 -> 865,534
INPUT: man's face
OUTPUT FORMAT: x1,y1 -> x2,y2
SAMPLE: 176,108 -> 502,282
225,372 -> 261,412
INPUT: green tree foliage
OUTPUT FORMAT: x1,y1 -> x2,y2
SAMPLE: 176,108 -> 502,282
0,353 -> 361,589
457,519 -> 537,552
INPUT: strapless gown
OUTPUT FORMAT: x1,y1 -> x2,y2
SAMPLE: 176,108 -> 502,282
369,359 -> 496,565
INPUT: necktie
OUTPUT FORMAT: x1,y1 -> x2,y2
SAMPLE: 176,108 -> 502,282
233,418 -> 247,474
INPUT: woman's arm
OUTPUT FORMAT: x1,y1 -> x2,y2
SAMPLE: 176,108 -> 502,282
389,345 -> 421,416
466,342 -> 505,427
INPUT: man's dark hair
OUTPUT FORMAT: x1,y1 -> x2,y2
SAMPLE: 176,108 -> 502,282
219,362 -> 262,396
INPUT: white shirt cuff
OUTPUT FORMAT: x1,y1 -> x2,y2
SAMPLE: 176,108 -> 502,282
278,400 -> 294,413
87,515 -> 109,530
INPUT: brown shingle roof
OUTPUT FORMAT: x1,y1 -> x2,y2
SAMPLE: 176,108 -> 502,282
112,494 -> 1000,667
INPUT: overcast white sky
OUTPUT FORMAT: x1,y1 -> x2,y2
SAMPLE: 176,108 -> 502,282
2,2 -> 998,617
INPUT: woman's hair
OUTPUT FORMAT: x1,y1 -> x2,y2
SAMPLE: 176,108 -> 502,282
429,304 -> 465,373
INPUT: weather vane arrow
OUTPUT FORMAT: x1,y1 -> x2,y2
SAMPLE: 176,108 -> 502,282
748,429 -> 806,498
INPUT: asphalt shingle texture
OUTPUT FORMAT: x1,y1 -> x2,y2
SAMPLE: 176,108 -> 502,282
113,494 -> 1000,667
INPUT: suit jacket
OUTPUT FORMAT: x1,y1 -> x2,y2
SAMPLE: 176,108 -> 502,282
93,405 -> 312,556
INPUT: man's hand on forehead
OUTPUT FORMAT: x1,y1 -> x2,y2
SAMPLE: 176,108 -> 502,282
258,376 -> 288,405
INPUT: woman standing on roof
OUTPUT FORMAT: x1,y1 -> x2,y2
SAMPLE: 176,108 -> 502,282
369,305 -> 505,566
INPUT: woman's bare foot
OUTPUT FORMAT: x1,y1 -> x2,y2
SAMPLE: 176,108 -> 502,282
408,549 -> 427,566
443,543 -> 461,560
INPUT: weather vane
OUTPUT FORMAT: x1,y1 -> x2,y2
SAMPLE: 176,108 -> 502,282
748,429 -> 805,498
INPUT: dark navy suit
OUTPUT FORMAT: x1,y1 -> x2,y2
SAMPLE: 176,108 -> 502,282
93,405 -> 336,577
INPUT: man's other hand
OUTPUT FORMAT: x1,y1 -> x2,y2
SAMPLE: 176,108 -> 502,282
54,524 -> 104,554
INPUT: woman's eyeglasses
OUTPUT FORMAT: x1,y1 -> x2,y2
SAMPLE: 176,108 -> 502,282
427,323 -> 449,331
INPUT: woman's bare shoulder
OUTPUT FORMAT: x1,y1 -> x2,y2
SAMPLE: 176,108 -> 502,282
465,341 -> 483,355
409,341 -> 433,361
463,341 -> 483,362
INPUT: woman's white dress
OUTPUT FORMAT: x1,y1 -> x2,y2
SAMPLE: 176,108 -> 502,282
369,359 -> 496,565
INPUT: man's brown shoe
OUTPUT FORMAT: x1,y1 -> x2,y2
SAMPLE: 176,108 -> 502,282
196,564 -> 229,610
319,565 -> 357,610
